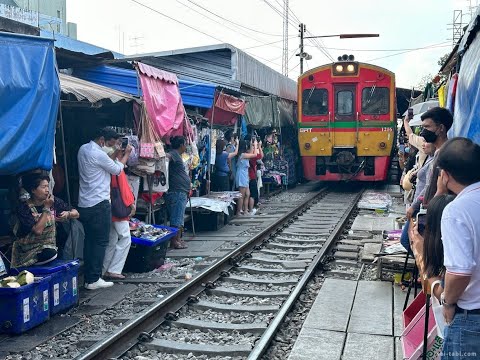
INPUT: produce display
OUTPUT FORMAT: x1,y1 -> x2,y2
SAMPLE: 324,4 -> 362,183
0,270 -> 35,288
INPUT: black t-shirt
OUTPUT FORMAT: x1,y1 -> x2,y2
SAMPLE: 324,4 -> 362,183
168,150 -> 191,193
16,197 -> 70,238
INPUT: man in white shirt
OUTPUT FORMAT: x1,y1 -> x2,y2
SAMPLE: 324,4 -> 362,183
78,128 -> 132,290
437,137 -> 480,359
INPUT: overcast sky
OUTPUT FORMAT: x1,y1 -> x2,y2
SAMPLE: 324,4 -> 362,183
66,0 -> 476,88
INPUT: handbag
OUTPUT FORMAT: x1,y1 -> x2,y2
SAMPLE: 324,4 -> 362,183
111,177 -> 131,218
126,134 -> 140,167
430,280 -> 446,338
139,104 -> 156,159
131,158 -> 156,176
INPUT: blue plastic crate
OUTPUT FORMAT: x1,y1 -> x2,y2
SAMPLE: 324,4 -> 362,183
131,225 -> 178,247
0,276 -> 51,334
18,260 -> 80,315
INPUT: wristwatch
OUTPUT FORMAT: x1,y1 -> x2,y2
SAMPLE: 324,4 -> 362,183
440,292 -> 456,308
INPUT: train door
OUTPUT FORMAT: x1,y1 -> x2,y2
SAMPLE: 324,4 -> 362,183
333,85 -> 356,148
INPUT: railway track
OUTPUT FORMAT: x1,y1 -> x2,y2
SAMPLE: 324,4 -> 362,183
74,186 -> 363,360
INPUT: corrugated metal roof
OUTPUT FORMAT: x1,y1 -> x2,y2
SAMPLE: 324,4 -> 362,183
59,73 -> 138,104
122,44 -> 297,102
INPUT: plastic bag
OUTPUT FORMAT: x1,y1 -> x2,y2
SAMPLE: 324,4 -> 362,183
61,219 -> 85,260
431,280 -> 445,338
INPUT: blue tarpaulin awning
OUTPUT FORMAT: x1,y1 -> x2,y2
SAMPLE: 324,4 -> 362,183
0,32 -> 60,175
73,65 -> 216,109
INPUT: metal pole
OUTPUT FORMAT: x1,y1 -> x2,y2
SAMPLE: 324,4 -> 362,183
207,90 -> 221,194
59,101 -> 71,206
299,23 -> 304,75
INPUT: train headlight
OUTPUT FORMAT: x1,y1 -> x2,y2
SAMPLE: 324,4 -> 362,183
335,65 -> 344,72
304,143 -> 312,150
347,64 -> 355,72
379,142 -> 387,149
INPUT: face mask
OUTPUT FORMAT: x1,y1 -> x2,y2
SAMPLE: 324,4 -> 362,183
420,128 -> 438,143
102,146 -> 115,156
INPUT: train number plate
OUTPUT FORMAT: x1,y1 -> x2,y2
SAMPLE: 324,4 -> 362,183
300,128 -> 312,132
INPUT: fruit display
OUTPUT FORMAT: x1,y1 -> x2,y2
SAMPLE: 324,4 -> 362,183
0,270 -> 35,288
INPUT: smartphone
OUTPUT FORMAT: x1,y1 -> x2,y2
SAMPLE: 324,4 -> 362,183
121,137 -> 129,149
408,108 -> 414,120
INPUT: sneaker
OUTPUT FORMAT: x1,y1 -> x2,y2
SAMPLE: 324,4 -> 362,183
85,278 -> 114,290
35,248 -> 58,265
251,208 -> 258,215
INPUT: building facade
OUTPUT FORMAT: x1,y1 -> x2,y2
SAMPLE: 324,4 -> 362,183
0,0 -> 76,38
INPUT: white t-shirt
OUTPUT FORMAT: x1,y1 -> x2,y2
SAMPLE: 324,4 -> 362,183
442,181 -> 480,310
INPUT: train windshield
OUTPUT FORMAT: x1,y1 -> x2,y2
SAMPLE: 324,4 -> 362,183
336,90 -> 354,115
362,87 -> 390,114
302,88 -> 328,116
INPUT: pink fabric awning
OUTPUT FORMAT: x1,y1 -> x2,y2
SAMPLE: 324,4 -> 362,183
136,62 -> 185,139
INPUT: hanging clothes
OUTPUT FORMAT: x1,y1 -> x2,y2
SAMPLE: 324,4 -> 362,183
438,85 -> 446,108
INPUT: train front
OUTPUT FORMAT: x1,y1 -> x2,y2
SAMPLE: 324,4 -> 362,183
298,55 -> 396,181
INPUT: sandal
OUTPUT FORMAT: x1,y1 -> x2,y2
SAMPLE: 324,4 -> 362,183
104,272 -> 126,280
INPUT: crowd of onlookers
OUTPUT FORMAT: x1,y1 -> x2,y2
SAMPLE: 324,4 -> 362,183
399,107 -> 480,359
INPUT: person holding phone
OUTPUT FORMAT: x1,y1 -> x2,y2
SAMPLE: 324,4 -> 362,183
12,173 -> 79,267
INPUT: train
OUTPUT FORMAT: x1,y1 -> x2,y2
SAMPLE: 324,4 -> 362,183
298,55 -> 396,181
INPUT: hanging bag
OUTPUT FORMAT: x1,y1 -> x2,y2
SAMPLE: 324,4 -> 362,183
111,176 -> 132,218
139,104 -> 156,159
126,132 -> 140,167
430,280 -> 446,339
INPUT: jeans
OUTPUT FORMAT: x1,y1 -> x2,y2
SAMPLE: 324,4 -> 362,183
442,311 -> 480,360
78,200 -> 111,284
165,191 -> 188,228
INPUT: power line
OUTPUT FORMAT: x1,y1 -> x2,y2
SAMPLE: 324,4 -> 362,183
366,44 -> 451,62
243,36 -> 296,50
185,0 -> 283,37
261,0 -> 298,29
175,0 -> 283,48
303,41 -> 451,52
128,0 -> 282,68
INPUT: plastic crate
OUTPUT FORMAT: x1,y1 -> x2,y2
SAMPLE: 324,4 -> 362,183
124,225 -> 178,273
0,276 -> 51,334
18,260 -> 80,315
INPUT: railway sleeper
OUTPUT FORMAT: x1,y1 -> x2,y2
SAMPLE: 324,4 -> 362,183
274,236 -> 327,243
259,249 -> 317,257
171,318 -> 268,334
192,300 -> 279,313
225,274 -> 299,285
265,242 -> 322,250
143,339 -> 252,357
208,286 -> 290,298
235,265 -> 306,274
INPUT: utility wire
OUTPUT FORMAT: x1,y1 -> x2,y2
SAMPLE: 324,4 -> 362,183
366,44 -> 451,62
303,41 -> 451,52
261,0 -> 298,29
185,0 -> 283,37
175,0 -> 283,48
128,0 -> 282,68
243,36 -> 296,50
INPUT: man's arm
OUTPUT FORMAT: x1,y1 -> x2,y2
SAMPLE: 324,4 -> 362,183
403,116 -> 413,137
97,150 -> 124,175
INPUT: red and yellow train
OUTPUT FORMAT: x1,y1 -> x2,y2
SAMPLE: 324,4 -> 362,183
298,55 -> 396,181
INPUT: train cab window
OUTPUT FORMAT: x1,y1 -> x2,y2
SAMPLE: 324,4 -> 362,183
362,87 -> 390,114
302,88 -> 328,116
336,90 -> 353,115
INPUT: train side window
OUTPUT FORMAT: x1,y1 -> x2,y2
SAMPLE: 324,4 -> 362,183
302,88 -> 328,116
362,87 -> 390,114
336,90 -> 353,115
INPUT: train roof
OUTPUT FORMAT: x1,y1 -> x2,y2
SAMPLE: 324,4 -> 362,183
298,62 -> 395,82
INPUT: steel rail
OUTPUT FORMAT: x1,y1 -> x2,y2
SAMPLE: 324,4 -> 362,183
247,188 -> 363,360
75,186 -> 329,360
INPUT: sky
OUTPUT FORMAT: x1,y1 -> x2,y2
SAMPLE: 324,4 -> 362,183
66,0 -> 477,88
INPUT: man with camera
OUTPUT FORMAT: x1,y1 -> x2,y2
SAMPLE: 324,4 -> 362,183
77,127 -> 132,290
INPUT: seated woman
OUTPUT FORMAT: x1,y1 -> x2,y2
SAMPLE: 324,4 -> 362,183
12,174 -> 79,267
411,194 -> 455,299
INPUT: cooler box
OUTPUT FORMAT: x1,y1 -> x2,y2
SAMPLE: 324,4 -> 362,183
124,225 -> 178,273
20,260 -> 80,315
0,276 -> 51,334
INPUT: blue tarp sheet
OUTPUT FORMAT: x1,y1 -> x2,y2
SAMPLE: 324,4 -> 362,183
0,32 -> 60,175
451,11 -> 480,144
73,65 -> 216,108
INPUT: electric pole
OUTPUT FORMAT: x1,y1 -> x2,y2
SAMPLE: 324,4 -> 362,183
299,23 -> 305,74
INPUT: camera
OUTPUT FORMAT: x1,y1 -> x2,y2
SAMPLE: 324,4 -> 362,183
121,137 -> 129,149
407,108 -> 414,120
416,210 -> 427,236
